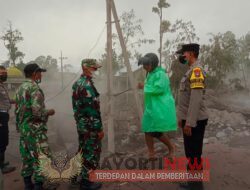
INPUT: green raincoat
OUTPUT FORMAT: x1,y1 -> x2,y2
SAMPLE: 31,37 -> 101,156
142,67 -> 177,132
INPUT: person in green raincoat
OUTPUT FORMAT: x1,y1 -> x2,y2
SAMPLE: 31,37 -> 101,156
138,53 -> 177,160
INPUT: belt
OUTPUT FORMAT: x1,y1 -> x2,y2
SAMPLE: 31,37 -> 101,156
0,109 -> 9,113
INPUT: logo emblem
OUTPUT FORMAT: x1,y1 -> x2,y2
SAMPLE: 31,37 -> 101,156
194,68 -> 201,77
38,151 -> 83,182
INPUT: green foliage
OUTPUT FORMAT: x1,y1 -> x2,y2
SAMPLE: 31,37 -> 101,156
28,55 -> 58,79
162,20 -> 199,96
161,20 -> 171,33
99,9 -> 154,77
1,21 -> 25,66
152,0 -> 171,65
112,9 -> 155,61
171,20 -> 199,46
158,0 -> 170,8
200,31 -> 238,88
152,0 -> 170,16
98,48 -> 120,77
16,61 -> 26,73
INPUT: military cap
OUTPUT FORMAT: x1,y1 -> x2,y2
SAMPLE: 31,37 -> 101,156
176,43 -> 200,54
81,59 -> 101,68
24,63 -> 46,75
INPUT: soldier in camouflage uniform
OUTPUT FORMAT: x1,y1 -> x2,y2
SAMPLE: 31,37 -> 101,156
72,59 -> 104,190
15,63 -> 55,190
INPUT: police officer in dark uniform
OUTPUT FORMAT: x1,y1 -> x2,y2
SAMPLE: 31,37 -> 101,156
0,65 -> 16,174
176,44 -> 208,190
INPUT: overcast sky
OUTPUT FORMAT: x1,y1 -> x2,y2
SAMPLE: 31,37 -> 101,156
0,0 -> 250,70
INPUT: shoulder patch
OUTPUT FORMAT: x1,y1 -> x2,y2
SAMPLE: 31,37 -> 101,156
194,68 -> 201,77
190,67 -> 205,89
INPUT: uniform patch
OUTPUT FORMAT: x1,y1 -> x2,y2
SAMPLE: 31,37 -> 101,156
190,67 -> 205,89
194,68 -> 201,77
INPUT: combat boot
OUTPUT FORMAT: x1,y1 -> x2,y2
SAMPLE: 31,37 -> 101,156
0,152 -> 16,174
80,179 -> 102,190
23,176 -> 34,190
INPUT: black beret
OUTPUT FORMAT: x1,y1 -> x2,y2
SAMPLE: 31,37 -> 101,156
176,43 -> 200,54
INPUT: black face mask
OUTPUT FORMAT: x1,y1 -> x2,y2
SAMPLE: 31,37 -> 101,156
178,55 -> 188,65
0,75 -> 7,82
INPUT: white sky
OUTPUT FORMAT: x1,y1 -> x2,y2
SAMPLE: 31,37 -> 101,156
0,0 -> 250,71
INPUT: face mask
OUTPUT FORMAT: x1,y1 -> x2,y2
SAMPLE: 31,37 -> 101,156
0,75 -> 7,82
179,55 -> 188,65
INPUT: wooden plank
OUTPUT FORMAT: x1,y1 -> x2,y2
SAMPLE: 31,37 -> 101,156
110,0 -> 143,125
106,0 -> 115,153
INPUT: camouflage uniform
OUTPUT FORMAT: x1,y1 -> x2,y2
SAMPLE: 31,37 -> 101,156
72,59 -> 102,180
15,79 -> 50,183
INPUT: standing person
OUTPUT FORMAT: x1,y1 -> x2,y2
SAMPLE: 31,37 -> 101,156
0,65 -> 16,174
15,63 -> 55,190
72,59 -> 104,190
138,53 -> 177,161
176,43 -> 208,190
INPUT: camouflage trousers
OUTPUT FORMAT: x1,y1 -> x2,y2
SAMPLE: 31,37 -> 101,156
78,131 -> 102,180
19,128 -> 51,183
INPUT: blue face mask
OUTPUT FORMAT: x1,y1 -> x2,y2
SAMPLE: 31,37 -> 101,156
178,55 -> 188,65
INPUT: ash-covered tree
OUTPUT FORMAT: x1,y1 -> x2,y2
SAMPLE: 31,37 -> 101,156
98,48 -> 120,77
1,21 -> 25,66
200,31 -> 238,89
161,20 -> 199,98
28,55 -> 58,79
152,0 -> 171,66
99,9 -> 154,77
112,9 -> 155,65
16,61 -> 26,73
236,32 -> 250,89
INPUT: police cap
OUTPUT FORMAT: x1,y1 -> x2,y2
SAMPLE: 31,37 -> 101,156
176,43 -> 200,54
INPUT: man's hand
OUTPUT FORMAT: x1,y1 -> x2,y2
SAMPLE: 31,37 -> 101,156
98,131 -> 104,140
47,109 -> 55,116
183,125 -> 192,136
137,82 -> 144,89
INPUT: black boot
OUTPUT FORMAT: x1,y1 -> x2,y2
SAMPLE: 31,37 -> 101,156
34,182 -> 44,190
23,176 -> 34,190
0,152 -> 16,174
80,179 -> 102,190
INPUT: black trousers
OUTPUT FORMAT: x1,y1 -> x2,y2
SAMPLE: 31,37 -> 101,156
182,119 -> 207,170
0,112 -> 9,153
